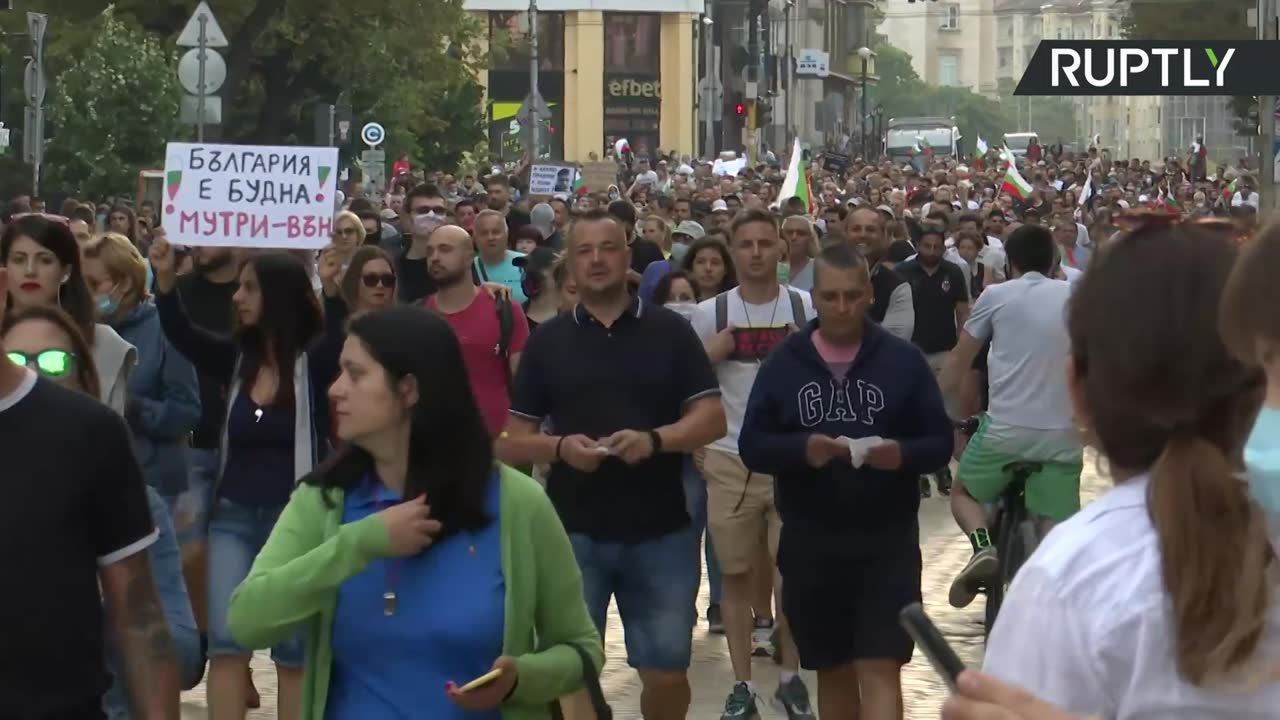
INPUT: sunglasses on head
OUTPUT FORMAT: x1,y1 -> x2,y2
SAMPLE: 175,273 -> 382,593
7,348 -> 75,378
362,272 -> 396,288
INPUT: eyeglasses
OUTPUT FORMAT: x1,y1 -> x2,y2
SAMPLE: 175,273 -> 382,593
362,272 -> 396,288
7,348 -> 75,378
412,206 -> 447,217
335,227 -> 361,237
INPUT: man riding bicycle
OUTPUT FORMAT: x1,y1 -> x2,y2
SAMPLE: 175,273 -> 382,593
939,224 -> 1084,609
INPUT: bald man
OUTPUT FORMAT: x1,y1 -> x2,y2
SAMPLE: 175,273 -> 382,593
424,224 -> 529,437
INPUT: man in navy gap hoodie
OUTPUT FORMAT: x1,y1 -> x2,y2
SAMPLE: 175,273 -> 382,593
738,242 -> 952,719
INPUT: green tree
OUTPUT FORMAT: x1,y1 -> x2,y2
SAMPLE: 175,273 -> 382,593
43,7 -> 183,199
27,0 -> 487,171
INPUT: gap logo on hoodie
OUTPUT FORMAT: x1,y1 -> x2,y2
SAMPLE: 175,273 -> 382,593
797,377 -> 885,427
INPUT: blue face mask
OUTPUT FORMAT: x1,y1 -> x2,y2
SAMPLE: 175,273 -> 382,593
1244,407 -> 1280,522
94,290 -> 119,317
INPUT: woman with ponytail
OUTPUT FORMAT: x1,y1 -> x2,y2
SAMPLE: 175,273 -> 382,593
973,218 -> 1274,718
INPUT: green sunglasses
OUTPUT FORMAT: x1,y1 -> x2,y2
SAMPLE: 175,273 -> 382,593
6,349 -> 76,378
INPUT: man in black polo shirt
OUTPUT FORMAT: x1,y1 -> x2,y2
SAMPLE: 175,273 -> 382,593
500,209 -> 726,719
0,269 -> 178,719
844,206 -> 914,341
896,222 -> 971,496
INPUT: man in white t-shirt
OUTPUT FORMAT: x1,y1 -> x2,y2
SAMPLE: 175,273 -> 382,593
693,209 -> 817,720
938,224 -> 1084,609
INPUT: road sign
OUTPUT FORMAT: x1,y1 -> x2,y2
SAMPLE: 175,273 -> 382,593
23,58 -> 45,106
360,149 -> 387,194
178,48 -> 226,95
337,120 -> 351,142
177,1 -> 228,48
361,122 -> 385,147
181,95 -> 222,124
515,94 -> 552,126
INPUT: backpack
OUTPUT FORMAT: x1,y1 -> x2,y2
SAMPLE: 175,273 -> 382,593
495,294 -> 515,391
714,288 -> 807,333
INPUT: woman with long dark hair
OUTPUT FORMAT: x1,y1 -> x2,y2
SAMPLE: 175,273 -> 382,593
149,232 -> 325,720
1,215 -> 135,413
227,306 -> 603,719
681,235 -> 737,301
972,219 -> 1275,717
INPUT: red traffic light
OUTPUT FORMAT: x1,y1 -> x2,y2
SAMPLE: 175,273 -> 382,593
734,102 -> 746,116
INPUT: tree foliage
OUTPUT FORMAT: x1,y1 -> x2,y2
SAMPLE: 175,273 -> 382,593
44,8 -> 183,199
871,42 -> 1077,153
7,0 -> 488,197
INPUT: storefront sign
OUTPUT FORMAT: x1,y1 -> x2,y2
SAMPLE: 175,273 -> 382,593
796,49 -> 830,78
163,142 -> 339,249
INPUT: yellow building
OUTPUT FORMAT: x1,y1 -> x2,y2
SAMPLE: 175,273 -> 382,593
465,0 -> 702,162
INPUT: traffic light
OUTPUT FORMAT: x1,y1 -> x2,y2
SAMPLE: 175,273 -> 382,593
757,100 -> 773,126
734,101 -> 746,117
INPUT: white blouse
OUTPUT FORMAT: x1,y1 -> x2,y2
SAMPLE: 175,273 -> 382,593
984,473 -> 1280,719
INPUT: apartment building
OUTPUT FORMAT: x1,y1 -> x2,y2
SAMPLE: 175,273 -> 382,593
876,0 -> 998,97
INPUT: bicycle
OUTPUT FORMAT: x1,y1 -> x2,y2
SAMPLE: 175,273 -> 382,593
982,460 -> 1043,638
953,416 -> 1045,638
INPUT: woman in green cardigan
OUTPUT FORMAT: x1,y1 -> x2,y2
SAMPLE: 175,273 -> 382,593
226,305 -> 603,720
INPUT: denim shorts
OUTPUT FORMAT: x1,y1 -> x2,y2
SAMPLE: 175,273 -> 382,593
206,497 -> 305,666
568,527 -> 698,671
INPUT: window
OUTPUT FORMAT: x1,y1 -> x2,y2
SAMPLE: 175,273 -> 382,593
943,3 -> 960,30
605,14 -> 661,74
489,12 -> 565,71
999,17 -> 1012,38
1057,28 -> 1064,39
998,47 -> 1012,69
940,54 -> 960,87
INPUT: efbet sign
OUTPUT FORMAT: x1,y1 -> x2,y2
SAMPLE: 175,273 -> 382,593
607,78 -> 662,99
1015,41 -> 1280,96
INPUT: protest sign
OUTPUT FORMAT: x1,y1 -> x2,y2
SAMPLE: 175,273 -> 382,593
163,142 -> 340,249
528,164 -> 577,195
713,157 -> 747,177
578,161 -> 619,193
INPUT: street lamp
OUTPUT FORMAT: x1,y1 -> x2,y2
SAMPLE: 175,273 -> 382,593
857,46 -> 872,159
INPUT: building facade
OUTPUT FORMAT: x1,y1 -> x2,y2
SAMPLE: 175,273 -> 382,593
877,0 -> 998,97
466,0 -> 700,162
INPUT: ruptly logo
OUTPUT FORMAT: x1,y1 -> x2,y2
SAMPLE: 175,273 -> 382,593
1015,41 -> 1279,96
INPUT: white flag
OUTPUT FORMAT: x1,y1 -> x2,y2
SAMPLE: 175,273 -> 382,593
976,137 -> 989,155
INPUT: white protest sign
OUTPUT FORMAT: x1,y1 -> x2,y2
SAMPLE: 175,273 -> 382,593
163,142 -> 340,249
528,164 -> 577,195
712,157 -> 747,177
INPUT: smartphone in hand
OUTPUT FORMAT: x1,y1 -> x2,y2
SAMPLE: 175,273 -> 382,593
899,602 -> 966,691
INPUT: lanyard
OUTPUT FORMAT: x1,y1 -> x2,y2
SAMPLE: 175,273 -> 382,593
374,497 -> 402,616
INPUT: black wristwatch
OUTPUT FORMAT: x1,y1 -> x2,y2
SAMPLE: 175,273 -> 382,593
648,430 -> 663,456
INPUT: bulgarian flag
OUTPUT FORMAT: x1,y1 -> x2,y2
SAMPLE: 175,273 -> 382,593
572,173 -> 587,195
973,137 -> 989,170
774,138 -> 814,214
1001,161 -> 1032,200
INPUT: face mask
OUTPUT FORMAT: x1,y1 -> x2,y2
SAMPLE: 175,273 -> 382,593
1245,407 -> 1280,523
95,289 -> 119,317
665,302 -> 698,322
414,213 -> 443,236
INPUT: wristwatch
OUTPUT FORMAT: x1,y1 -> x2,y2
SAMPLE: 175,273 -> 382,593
648,430 -> 663,456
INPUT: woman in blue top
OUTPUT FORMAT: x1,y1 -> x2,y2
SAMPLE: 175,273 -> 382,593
150,230 -> 326,720
82,233 -> 202,508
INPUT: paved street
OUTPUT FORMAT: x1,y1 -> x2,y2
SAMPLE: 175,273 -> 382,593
181,454 -> 1107,718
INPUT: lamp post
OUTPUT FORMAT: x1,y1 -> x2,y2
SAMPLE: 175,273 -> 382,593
857,46 -> 872,159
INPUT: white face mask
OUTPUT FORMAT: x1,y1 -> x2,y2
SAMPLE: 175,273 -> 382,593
665,302 -> 698,322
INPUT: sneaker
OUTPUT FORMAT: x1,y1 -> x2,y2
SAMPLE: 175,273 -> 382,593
707,604 -> 725,634
720,682 -> 760,720
949,546 -> 999,608
774,675 -> 817,720
751,617 -> 775,657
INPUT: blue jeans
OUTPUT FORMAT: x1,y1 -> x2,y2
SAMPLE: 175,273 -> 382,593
568,527 -> 699,671
684,456 -> 722,607
104,487 -> 205,718
206,497 -> 305,666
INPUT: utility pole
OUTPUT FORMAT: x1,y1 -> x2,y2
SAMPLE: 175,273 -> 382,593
196,12 -> 208,142
528,0 -> 540,162
1260,0 -> 1277,212
784,0 -> 793,148
747,1 -> 761,164
704,4 -> 716,158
